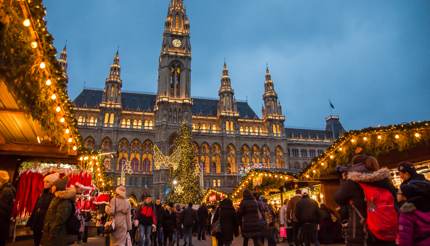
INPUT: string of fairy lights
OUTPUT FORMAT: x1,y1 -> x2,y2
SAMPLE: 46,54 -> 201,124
16,1 -> 80,150
301,121 -> 430,179
78,153 -> 112,190
231,170 -> 297,200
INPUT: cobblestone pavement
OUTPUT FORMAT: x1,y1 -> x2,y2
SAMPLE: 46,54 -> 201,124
8,235 -> 343,246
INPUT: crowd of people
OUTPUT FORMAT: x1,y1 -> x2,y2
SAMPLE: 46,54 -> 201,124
0,154 -> 429,246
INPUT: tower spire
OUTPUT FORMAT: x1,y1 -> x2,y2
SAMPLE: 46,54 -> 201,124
262,65 -> 283,118
101,50 -> 122,108
58,44 -> 68,79
218,62 -> 238,116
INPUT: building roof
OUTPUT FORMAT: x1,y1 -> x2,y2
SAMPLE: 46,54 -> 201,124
73,89 -> 258,119
285,127 -> 331,139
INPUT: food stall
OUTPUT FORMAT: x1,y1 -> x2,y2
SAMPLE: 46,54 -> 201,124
202,189 -> 228,205
300,121 -> 430,210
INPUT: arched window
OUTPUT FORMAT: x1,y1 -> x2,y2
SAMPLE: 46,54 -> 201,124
117,139 -> 129,170
109,113 -> 115,126
142,140 -> 153,173
130,139 -> 141,172
170,62 -> 181,98
201,143 -> 210,174
227,144 -> 236,174
262,145 -> 271,167
101,137 -> 112,152
84,137 -> 95,150
275,146 -> 285,168
241,145 -> 250,169
252,145 -> 260,165
211,144 -> 221,174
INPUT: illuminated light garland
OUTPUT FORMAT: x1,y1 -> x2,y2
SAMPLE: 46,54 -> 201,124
300,121 -> 430,180
45,79 -> 52,86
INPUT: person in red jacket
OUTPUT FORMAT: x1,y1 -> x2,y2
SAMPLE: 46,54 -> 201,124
139,196 -> 157,246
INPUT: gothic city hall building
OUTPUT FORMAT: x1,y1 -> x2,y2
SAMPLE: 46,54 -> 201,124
71,0 -> 345,198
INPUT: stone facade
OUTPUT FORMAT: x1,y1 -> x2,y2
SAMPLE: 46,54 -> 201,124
70,0 -> 344,198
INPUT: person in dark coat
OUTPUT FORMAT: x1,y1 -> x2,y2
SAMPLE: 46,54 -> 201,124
154,199 -> 164,246
334,155 -> 398,246
238,189 -> 262,246
398,161 -> 427,186
295,189 -> 321,246
398,179 -> 430,246
213,198 -> 239,246
286,189 -> 302,246
27,173 -> 59,246
197,203 -> 208,240
162,203 -> 177,246
181,203 -> 196,246
41,178 -> 76,246
318,204 -> 342,244
0,171 -> 15,246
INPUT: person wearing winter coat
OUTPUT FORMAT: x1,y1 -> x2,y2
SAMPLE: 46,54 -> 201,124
154,199 -> 164,246
258,196 -> 276,246
181,203 -> 196,246
295,189 -> 321,246
106,186 -> 132,246
238,189 -> 262,246
334,154 -> 398,246
139,196 -> 157,246
398,179 -> 430,246
162,203 -> 177,246
212,198 -> 239,246
279,199 -> 288,227
318,204 -> 342,244
398,161 -> 427,186
197,203 -> 209,240
27,173 -> 59,246
41,178 -> 76,246
286,189 -> 302,246
0,171 -> 15,246
174,204 -> 182,246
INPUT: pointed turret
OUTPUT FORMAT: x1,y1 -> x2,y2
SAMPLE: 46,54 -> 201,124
58,44 -> 68,79
262,65 -> 285,136
262,65 -> 283,117
100,50 -> 122,108
218,62 -> 238,116
164,0 -> 189,35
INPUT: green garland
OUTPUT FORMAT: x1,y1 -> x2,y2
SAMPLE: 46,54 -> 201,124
301,121 -> 430,179
0,0 -> 80,147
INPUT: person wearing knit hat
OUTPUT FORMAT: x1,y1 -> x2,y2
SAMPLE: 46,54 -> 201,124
398,180 -> 430,246
28,173 -> 59,246
0,170 -> 15,246
43,173 -> 60,189
398,161 -> 426,186
41,177 -> 76,246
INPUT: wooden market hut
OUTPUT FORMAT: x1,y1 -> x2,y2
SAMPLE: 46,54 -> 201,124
0,0 -> 80,181
300,120 -> 430,210
230,168 -> 299,206
202,189 -> 228,205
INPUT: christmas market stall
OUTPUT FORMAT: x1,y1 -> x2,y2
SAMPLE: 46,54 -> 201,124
0,0 -> 95,240
202,189 -> 228,205
300,120 -> 430,210
231,168 -> 301,210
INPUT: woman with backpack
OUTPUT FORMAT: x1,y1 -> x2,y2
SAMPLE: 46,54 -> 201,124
41,178 -> 76,246
106,186 -> 132,246
334,154 -> 398,246
398,180 -> 430,246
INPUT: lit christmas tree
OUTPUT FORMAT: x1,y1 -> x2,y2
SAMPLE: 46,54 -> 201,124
167,123 -> 203,204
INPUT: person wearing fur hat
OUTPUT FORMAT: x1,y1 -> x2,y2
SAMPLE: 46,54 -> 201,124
41,177 -> 76,246
0,170 -> 15,246
398,179 -> 430,246
398,161 -> 426,186
27,173 -> 59,246
106,186 -> 132,246
334,154 -> 398,246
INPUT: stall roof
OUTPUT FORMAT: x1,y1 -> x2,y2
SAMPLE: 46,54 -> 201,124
300,121 -> 430,180
231,168 -> 299,201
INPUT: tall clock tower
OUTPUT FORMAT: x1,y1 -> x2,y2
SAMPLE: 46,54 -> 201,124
155,0 -> 192,153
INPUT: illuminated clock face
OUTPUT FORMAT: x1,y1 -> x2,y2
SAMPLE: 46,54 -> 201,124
172,39 -> 182,48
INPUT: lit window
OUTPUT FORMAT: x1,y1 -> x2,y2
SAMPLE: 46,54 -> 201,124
217,179 -> 221,187
212,179 -> 217,187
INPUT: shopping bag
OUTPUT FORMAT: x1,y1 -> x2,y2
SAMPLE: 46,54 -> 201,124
211,236 -> 218,246
279,226 -> 287,238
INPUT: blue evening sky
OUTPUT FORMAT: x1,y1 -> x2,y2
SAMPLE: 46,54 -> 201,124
45,0 -> 430,130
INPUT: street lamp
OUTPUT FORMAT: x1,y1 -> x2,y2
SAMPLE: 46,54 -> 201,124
172,179 -> 178,186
